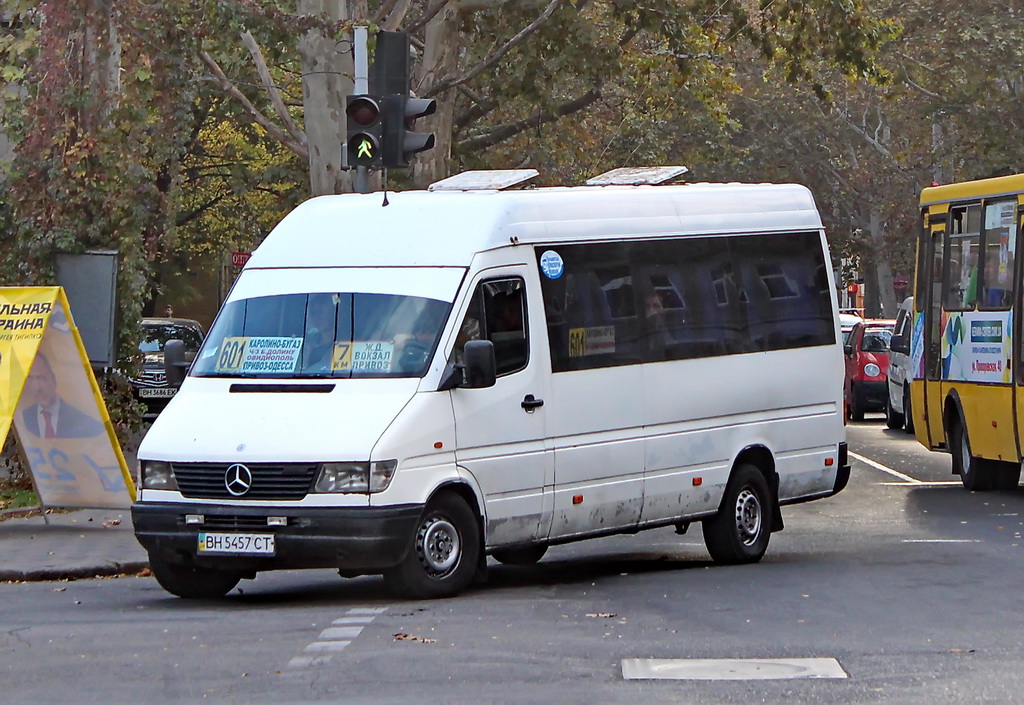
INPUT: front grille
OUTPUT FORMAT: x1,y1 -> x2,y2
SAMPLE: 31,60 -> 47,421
134,369 -> 168,388
195,515 -> 287,530
171,463 -> 317,500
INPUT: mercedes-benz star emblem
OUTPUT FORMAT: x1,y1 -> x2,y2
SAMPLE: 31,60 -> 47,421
224,463 -> 253,496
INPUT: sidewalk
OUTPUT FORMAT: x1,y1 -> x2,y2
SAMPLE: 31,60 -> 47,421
0,507 -> 149,582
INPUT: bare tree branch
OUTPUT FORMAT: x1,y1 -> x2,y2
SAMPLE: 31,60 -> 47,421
372,0 -> 400,24
199,51 -> 309,161
457,87 -> 601,152
240,30 -> 307,149
382,0 -> 413,30
405,0 -> 449,34
425,0 -> 566,98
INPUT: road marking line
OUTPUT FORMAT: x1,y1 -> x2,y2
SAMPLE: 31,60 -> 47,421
287,607 -> 387,670
319,626 -> 363,640
621,658 -> 847,681
288,655 -> 333,668
879,481 -> 962,487
850,451 -> 922,484
305,640 -> 352,653
902,539 -> 982,543
332,616 -> 376,625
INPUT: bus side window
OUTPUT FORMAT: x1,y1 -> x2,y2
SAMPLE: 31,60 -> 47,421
980,200 -> 1017,310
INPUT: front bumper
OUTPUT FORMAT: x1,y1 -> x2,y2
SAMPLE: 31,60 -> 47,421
132,502 -> 422,574
854,380 -> 888,411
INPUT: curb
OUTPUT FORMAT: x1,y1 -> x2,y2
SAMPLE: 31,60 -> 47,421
0,560 -> 150,583
0,506 -> 42,520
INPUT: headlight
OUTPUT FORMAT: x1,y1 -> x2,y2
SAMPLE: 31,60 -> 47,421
140,461 -> 177,491
314,461 -> 398,494
864,363 -> 881,378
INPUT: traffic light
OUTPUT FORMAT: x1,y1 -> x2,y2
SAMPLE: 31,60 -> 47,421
346,95 -> 383,168
382,94 -> 437,168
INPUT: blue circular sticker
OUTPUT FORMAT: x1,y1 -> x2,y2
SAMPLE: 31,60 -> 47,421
540,250 -> 564,279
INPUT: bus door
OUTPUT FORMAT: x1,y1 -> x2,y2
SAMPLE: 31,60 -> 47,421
921,208 -> 946,448
972,198 -> 1018,462
1014,199 -> 1024,456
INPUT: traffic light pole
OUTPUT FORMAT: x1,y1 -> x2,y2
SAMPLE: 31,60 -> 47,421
353,26 -> 370,194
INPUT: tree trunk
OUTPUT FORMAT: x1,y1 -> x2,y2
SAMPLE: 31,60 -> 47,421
413,2 -> 461,188
870,209 -> 898,318
298,0 -> 357,195
82,0 -> 121,132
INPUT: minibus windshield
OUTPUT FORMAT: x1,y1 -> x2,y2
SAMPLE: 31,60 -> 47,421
192,292 -> 452,379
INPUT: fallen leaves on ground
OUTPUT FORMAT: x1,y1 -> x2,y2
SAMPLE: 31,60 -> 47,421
393,632 -> 437,644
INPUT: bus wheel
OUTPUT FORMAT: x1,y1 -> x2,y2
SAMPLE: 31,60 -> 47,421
384,492 -> 481,599
950,420 -> 995,491
993,462 -> 1022,491
903,386 -> 915,434
491,544 -> 548,565
149,557 -> 241,599
703,464 -> 772,564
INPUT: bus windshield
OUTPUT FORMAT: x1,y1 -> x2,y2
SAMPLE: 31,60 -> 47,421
192,292 -> 452,379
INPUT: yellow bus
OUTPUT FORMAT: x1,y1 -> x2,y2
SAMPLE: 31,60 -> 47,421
913,173 -> 1024,489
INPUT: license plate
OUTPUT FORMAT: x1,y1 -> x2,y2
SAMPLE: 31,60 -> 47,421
197,532 -> 275,555
139,387 -> 177,398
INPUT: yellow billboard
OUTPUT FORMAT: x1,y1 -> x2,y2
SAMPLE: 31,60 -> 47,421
1,287 -> 135,509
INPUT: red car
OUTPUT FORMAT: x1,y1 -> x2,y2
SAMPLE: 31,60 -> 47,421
844,319 -> 895,421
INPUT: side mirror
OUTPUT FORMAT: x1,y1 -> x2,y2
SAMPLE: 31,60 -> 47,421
843,344 -> 853,356
164,339 -> 189,387
462,340 -> 497,389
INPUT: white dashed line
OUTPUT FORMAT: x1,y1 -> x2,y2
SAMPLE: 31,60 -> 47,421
319,626 -> 364,640
304,640 -> 352,652
332,616 -> 377,625
285,607 -> 386,670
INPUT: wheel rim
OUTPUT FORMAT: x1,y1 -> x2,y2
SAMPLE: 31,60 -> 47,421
734,487 -> 762,546
416,516 -> 461,577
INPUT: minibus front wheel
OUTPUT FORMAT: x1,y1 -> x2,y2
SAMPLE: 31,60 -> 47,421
702,464 -> 772,564
149,556 -> 242,599
384,492 -> 481,599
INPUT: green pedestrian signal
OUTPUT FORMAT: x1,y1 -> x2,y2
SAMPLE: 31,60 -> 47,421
346,95 -> 383,168
356,137 -> 374,160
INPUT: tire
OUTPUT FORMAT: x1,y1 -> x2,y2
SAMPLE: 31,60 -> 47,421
885,393 -> 904,429
849,384 -> 865,422
384,492 -> 481,599
903,386 -> 915,434
993,462 -> 1022,491
149,557 -> 241,599
491,544 -> 548,565
703,464 -> 773,565
949,419 -> 995,491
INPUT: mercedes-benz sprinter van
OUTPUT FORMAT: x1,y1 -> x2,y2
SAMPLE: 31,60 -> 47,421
132,169 -> 850,599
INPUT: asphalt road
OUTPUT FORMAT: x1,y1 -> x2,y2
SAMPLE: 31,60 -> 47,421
4,415 -> 1024,705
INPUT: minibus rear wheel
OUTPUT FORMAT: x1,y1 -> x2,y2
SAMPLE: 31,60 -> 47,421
703,464 -> 772,564
384,492 -> 481,599
149,557 -> 241,599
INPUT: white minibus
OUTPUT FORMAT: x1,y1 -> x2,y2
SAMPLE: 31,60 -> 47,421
132,169 -> 850,599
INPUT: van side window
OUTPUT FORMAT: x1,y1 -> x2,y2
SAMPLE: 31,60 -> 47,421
452,278 -> 528,376
539,231 -> 834,373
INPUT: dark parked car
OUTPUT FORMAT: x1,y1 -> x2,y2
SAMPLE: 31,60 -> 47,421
131,317 -> 205,417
